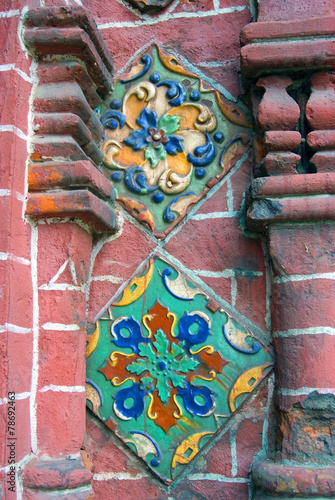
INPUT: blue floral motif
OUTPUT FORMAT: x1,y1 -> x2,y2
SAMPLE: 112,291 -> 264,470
111,317 -> 149,354
178,312 -> 211,347
177,382 -> 214,416
113,383 -> 145,420
124,108 -> 183,157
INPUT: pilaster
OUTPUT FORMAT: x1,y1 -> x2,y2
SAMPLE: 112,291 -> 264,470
241,7 -> 335,499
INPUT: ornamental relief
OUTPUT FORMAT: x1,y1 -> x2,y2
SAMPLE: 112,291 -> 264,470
86,256 -> 273,483
99,44 -> 251,238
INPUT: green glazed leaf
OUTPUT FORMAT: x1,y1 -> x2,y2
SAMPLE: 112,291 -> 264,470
153,330 -> 169,355
176,356 -> 199,373
170,343 -> 184,357
170,372 -> 185,389
140,376 -> 154,390
156,378 -> 171,404
127,359 -> 149,375
159,114 -> 180,135
145,143 -> 166,168
138,342 -> 156,362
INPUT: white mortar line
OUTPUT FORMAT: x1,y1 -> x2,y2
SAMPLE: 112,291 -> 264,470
164,151 -> 250,244
30,224 -> 39,453
273,326 -> 335,338
0,63 -> 32,83
261,237 -> 272,335
0,9 -> 20,18
0,392 -> 30,405
188,473 -> 249,483
231,276 -> 237,307
91,275 -> 124,283
39,283 -> 85,291
98,5 -> 246,29
39,385 -> 85,393
194,269 -> 263,278
0,124 -> 27,140
47,258 -> 70,285
191,211 -> 240,220
227,178 -> 234,213
0,189 -> 25,201
273,272 -> 335,283
261,374 -> 275,455
0,252 -> 30,265
157,247 -> 268,343
85,212 -> 125,317
0,324 -> 32,334
213,0 -> 220,9
69,259 -> 78,285
41,322 -> 81,331
198,60 -> 235,68
278,387 -> 335,396
93,472 -> 148,480
230,427 -> 238,477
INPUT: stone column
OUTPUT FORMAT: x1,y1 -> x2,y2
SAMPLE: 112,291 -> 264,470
20,7 -> 116,498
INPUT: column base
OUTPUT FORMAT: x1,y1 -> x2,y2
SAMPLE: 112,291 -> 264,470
21,457 -> 93,499
252,460 -> 335,498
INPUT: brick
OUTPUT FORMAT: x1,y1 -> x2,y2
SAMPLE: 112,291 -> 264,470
37,61 -> 102,110
197,275 -> 232,304
241,39 -> 335,78
274,334 -> 335,390
22,458 -> 92,490
38,329 -> 86,389
0,195 -> 31,262
1,397 -> 31,466
258,0 -> 334,22
85,416 -> 132,474
26,190 -> 117,234
0,18 -> 21,65
0,260 -> 33,329
87,280 -> 122,324
24,27 -> 112,96
6,331 -> 33,394
172,0 -> 217,15
176,480 -> 249,500
193,182 -> 229,215
165,217 -> 264,274
28,161 -> 112,200
0,70 -> 31,135
0,334 -> 7,399
269,223 -> 335,276
0,132 -> 28,193
36,391 -> 86,456
230,156 -> 253,212
88,219 -> 156,321
196,64 -> 242,100
91,477 -> 163,500
234,274 -> 267,333
23,487 -> 94,500
37,223 -> 92,286
87,0 -> 146,24
203,430 -> 232,476
235,418 -> 264,477
39,289 -> 86,327
102,10 -> 251,73
271,279 -> 335,331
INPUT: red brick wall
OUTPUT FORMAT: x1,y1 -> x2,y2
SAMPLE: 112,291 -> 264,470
1,0 -> 327,498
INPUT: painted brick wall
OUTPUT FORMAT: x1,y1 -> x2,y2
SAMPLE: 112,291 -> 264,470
1,0 -> 275,498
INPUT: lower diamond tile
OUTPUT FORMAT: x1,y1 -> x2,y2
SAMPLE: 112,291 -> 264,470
86,255 -> 273,483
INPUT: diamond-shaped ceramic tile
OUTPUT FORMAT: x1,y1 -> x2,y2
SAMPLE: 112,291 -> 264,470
100,44 -> 251,238
86,255 -> 273,483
